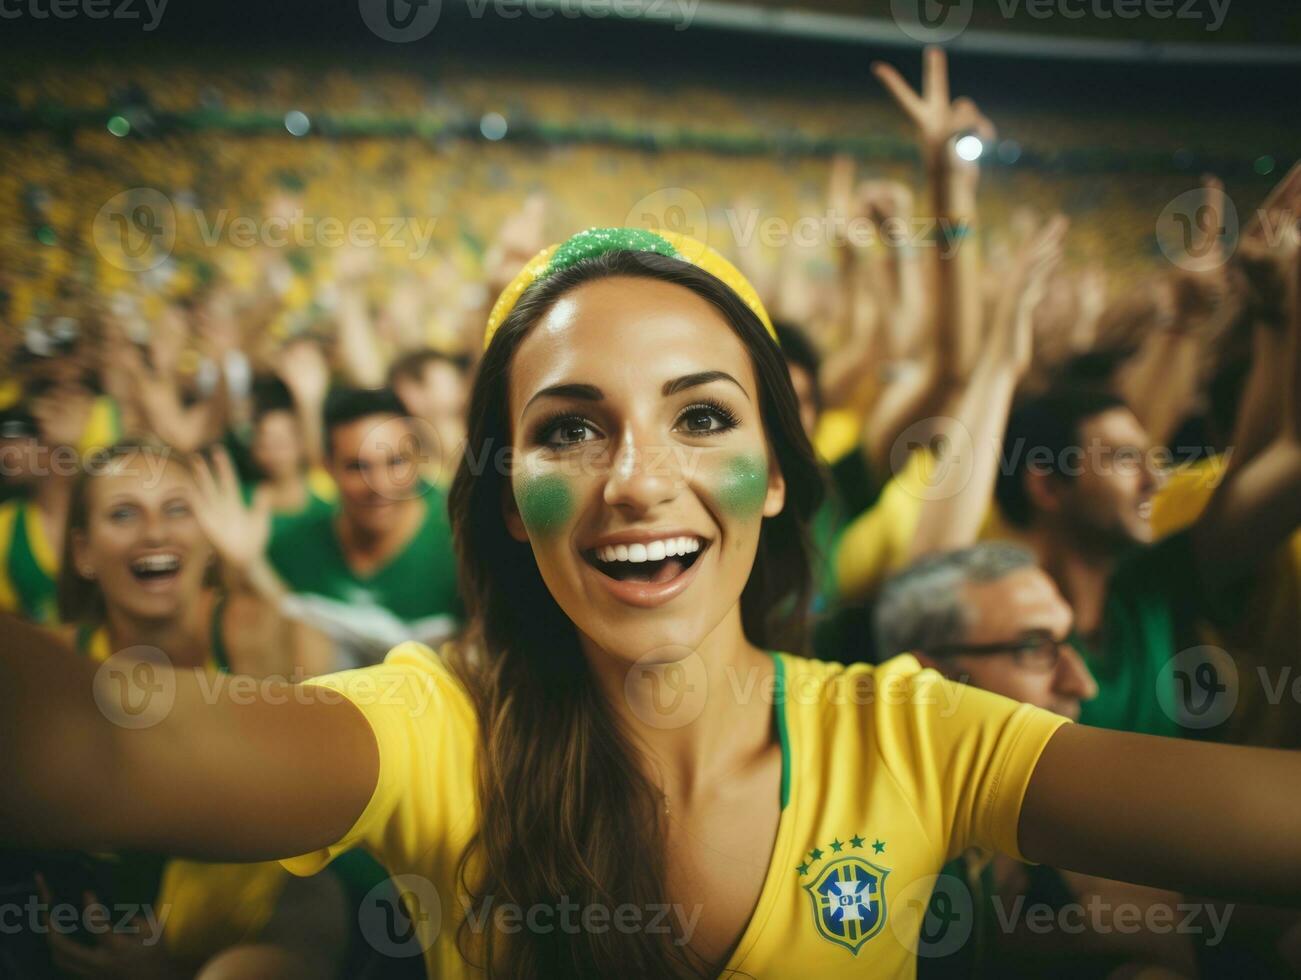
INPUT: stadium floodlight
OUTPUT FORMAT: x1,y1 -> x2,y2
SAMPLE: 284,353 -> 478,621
480,112 -> 508,141
955,135 -> 983,162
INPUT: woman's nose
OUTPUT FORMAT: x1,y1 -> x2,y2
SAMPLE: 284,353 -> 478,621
602,431 -> 684,515
141,508 -> 170,544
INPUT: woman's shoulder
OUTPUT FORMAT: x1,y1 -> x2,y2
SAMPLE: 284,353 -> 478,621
775,650 -> 1037,731
776,650 -> 930,694
301,640 -> 478,731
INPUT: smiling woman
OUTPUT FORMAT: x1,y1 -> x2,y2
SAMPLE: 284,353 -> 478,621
36,441 -> 346,976
1,230 -> 1300,980
445,240 -> 822,975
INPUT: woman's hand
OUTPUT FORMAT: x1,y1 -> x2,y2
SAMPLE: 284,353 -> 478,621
994,213 -> 1069,380
191,447 -> 271,576
274,338 -> 331,410
31,384 -> 93,451
484,193 -> 548,294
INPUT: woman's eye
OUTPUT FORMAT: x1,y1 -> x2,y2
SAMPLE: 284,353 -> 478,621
109,507 -> 135,522
677,405 -> 737,435
166,502 -> 192,518
543,419 -> 598,448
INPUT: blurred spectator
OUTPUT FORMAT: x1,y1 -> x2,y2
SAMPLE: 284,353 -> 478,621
245,376 -> 337,543
879,544 -> 1201,980
389,347 -> 471,489
268,386 -> 462,666
0,408 -> 66,624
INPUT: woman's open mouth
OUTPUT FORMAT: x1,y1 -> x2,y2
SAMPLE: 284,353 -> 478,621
129,552 -> 184,591
580,535 -> 710,607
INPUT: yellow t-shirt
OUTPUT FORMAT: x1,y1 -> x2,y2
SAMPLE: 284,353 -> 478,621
813,408 -> 862,465
282,642 -> 1067,978
156,859 -> 288,963
75,395 -> 123,457
832,450 -> 1015,603
1149,454 -> 1228,537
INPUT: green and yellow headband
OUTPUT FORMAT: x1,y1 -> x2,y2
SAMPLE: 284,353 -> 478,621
483,227 -> 776,350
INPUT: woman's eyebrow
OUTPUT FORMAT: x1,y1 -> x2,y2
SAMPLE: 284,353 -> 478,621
523,372 -> 749,412
524,382 -> 604,412
662,370 -> 750,402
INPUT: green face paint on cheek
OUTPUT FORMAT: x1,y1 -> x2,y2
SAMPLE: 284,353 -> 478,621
515,474 -> 574,536
715,452 -> 769,518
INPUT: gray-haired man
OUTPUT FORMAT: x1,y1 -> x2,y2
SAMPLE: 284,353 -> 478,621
876,542 -> 1096,720
879,544 -> 1201,977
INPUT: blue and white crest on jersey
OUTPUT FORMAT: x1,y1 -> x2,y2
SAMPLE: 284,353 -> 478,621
802,856 -> 890,954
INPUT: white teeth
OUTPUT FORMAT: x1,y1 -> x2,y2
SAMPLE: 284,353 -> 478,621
593,537 -> 704,564
132,554 -> 180,572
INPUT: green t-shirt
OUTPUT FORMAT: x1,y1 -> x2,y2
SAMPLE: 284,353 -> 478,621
1076,530 -> 1209,738
268,487 -> 462,664
241,477 -> 338,545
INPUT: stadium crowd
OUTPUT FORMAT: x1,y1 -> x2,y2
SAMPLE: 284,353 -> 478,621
2,43 -> 1300,980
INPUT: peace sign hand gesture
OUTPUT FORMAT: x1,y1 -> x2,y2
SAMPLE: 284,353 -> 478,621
872,46 -> 994,163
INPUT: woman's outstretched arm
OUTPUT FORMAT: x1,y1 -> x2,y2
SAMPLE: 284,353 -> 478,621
0,614 -> 377,862
1020,724 -> 1301,904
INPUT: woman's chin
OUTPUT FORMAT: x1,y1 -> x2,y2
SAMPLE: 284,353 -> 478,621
574,611 -> 719,670
113,589 -> 188,623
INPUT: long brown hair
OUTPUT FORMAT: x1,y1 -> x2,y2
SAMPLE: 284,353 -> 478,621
447,250 -> 823,978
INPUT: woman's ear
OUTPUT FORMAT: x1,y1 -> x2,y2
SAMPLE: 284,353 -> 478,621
762,454 -> 786,518
502,480 -> 529,543
71,530 -> 94,579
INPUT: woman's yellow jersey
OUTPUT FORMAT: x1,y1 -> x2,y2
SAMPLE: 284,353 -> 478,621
283,642 -> 1067,978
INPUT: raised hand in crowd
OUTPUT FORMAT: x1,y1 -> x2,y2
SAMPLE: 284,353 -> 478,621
908,212 -> 1068,559
273,337 -> 332,468
190,446 -> 334,678
874,45 -> 993,382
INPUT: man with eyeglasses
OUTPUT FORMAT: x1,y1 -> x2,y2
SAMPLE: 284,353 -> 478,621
877,543 -> 1096,721
878,544 -> 1200,978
